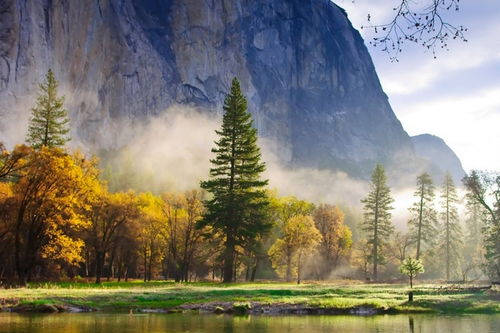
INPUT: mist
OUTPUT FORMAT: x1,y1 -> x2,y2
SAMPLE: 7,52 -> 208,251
80,106 -> 463,230
1,103 -> 465,231
95,106 -> 372,207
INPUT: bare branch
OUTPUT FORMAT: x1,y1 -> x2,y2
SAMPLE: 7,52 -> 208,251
361,0 -> 468,61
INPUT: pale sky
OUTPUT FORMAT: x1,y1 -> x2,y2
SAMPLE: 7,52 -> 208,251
337,0 -> 500,172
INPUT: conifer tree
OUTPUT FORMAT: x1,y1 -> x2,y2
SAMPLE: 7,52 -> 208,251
198,78 -> 270,283
408,172 -> 437,260
26,69 -> 70,149
464,192 -> 484,252
438,172 -> 462,281
462,188 -> 486,279
361,164 -> 394,280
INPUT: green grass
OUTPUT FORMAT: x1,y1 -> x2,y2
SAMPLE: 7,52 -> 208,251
1,281 -> 498,314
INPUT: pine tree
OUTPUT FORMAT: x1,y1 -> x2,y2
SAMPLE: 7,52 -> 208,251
462,188 -> 486,279
438,172 -> 462,281
361,164 -> 394,280
26,69 -> 70,149
464,192 -> 484,252
408,172 -> 437,260
198,78 -> 270,283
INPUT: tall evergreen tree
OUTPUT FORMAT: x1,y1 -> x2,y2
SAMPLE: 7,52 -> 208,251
26,69 -> 70,149
462,188 -> 486,279
408,172 -> 437,260
464,191 -> 484,252
198,78 -> 270,283
438,172 -> 462,281
361,164 -> 394,280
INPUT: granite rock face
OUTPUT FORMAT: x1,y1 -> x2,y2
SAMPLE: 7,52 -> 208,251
411,134 -> 466,184
1,0 -> 416,176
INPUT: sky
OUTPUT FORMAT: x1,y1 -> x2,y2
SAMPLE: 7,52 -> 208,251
336,0 -> 500,172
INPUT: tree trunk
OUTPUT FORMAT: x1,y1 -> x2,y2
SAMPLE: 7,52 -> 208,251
373,227 -> 378,281
117,263 -> 122,282
233,257 -> 238,282
286,249 -> 292,282
373,212 -> 379,280
185,266 -> 190,282
95,251 -> 105,284
107,251 -> 115,282
245,264 -> 250,281
15,212 -> 28,287
174,261 -> 181,282
297,253 -> 302,284
250,258 -> 258,282
143,247 -> 147,282
85,250 -> 90,277
446,194 -> 450,281
17,269 -> 27,287
223,235 -> 235,283
147,249 -> 154,281
416,185 -> 424,260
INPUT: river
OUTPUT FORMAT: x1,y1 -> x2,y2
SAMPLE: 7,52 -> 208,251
0,313 -> 498,332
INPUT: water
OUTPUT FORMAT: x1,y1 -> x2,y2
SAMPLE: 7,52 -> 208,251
0,313 -> 499,333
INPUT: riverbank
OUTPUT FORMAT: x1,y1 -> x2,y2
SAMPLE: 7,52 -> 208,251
0,281 -> 498,315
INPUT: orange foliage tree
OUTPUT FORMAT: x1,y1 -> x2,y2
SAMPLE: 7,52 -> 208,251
1,147 -> 100,285
313,204 -> 352,279
137,192 -> 165,281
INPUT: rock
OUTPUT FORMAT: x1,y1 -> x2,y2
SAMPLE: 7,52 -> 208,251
213,306 -> 225,314
348,307 -> 379,315
411,134 -> 466,183
137,308 -> 168,313
231,302 -> 252,314
0,0 -> 418,178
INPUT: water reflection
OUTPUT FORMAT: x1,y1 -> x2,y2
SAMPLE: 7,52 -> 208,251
409,316 -> 415,333
0,313 -> 498,333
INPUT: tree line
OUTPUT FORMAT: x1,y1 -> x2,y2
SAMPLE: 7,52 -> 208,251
0,70 -> 498,285
357,163 -> 500,283
0,72 -> 353,285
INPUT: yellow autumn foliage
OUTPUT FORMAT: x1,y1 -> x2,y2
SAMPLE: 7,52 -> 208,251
268,215 -> 322,283
2,146 -> 102,283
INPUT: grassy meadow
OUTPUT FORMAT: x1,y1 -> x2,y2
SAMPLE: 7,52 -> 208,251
0,281 -> 498,314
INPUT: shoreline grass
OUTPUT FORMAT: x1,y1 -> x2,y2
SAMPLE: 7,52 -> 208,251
0,281 -> 498,315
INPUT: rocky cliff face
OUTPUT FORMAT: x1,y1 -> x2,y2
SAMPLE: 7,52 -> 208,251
411,134 -> 466,184
1,0 -> 415,176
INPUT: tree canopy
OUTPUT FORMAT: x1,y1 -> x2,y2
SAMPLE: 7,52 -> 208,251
268,215 -> 322,284
399,257 -> 425,288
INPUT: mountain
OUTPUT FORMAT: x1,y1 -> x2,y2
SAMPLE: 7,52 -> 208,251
411,134 -> 466,184
0,0 -> 451,179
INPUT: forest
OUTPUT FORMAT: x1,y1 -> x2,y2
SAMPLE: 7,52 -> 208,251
0,70 -> 499,287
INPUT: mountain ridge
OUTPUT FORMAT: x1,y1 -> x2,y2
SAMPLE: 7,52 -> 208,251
0,0 -> 463,182
411,133 -> 466,184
